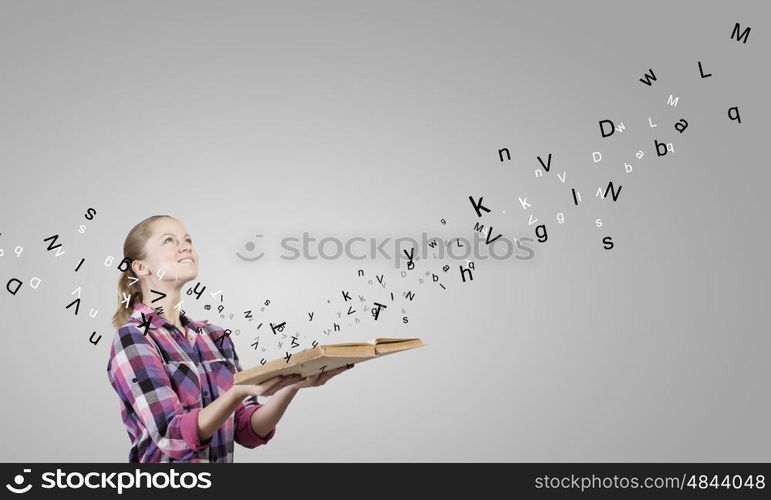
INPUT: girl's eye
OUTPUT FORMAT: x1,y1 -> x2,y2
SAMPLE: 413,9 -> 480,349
164,237 -> 173,243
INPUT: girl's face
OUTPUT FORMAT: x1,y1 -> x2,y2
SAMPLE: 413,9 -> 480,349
137,218 -> 199,285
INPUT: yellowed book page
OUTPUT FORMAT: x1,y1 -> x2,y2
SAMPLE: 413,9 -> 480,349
320,341 -> 373,347
234,347 -> 321,385
234,353 -> 376,385
375,338 -> 425,355
321,344 -> 375,358
233,338 -> 424,385
373,337 -> 421,344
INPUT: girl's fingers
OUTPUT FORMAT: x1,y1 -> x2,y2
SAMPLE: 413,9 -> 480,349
268,374 -> 301,391
328,366 -> 351,377
262,375 -> 287,389
263,377 -> 286,392
324,365 -> 354,383
263,376 -> 296,395
279,375 -> 303,388
248,367 -> 352,394
257,374 -> 298,394
314,365 -> 352,385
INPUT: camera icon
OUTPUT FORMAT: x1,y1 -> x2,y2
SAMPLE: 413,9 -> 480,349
5,469 -> 32,494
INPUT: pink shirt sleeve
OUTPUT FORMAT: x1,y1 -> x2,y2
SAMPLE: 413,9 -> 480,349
234,398 -> 276,448
179,408 -> 212,451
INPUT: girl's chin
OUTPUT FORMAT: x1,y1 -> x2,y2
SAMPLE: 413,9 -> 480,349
169,269 -> 198,282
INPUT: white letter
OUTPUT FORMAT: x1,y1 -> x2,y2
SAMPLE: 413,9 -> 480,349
41,472 -> 55,489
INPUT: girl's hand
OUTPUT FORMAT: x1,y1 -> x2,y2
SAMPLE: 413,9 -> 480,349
285,364 -> 354,390
232,374 -> 303,398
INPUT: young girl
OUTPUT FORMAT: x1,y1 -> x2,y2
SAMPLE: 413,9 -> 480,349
106,215 -> 352,463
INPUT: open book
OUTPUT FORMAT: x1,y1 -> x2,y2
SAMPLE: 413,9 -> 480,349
233,337 -> 425,386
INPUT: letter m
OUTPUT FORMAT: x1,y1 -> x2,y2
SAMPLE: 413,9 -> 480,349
473,222 -> 485,233
731,23 -> 750,44
667,95 -> 679,107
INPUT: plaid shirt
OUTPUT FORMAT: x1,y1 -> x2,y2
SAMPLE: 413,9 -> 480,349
107,302 -> 275,463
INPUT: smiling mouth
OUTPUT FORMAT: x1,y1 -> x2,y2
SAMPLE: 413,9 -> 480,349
178,258 -> 194,264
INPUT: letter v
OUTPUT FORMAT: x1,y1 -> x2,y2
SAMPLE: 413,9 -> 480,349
537,153 -> 552,172
485,226 -> 502,244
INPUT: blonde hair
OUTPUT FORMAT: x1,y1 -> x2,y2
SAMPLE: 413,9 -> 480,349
111,215 -> 175,329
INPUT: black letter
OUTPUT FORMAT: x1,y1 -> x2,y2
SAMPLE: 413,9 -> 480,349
537,153 -> 552,172
730,23 -> 750,44
698,61 -> 712,78
603,181 -> 622,202
6,278 -> 22,295
728,106 -> 741,124
459,265 -> 473,282
599,120 -> 615,138
468,196 -> 491,217
654,139 -> 668,157
639,68 -> 657,86
674,119 -> 689,134
535,224 -> 548,243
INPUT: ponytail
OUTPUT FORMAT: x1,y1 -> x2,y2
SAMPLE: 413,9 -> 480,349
111,215 -> 174,329
111,265 -> 144,329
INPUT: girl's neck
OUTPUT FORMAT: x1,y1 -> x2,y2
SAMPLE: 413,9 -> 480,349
140,286 -> 183,328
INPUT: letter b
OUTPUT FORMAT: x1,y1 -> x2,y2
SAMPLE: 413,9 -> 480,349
654,139 -> 668,157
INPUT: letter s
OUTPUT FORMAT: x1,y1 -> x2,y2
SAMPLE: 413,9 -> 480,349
41,472 -> 55,488
515,237 -> 535,260
197,472 -> 212,488
280,237 -> 300,260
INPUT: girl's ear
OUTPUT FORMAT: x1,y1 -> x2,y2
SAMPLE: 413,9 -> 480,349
131,259 -> 151,277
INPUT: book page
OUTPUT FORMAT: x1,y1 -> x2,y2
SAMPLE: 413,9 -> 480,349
375,338 -> 425,355
233,337 -> 425,385
235,353 -> 376,386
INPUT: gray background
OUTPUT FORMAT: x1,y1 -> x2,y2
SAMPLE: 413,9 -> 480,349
1,0 -> 769,462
